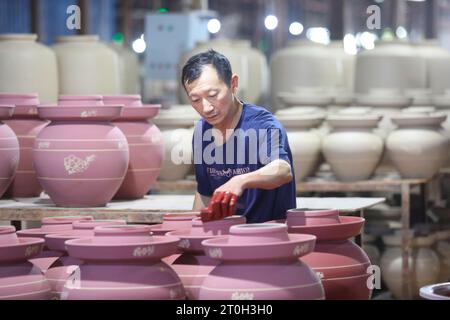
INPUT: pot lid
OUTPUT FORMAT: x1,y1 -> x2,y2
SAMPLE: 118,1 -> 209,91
431,94 -> 450,108
166,216 -> 246,253
420,283 -> 450,300
390,113 -> 447,127
17,216 -> 93,238
38,105 -> 123,121
201,223 -> 316,261
326,114 -> 381,129
355,89 -> 411,108
277,113 -> 325,129
401,106 -> 436,114
0,105 -> 14,120
103,95 -> 142,107
0,226 -> 45,262
149,212 -> 199,235
65,225 -> 179,261
277,92 -> 333,107
58,95 -> 104,106
114,105 -> 161,121
0,93 -> 39,109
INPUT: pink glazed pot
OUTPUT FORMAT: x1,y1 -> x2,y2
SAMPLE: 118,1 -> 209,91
62,225 -> 185,300
0,105 -> 19,198
199,223 -> 324,300
58,95 -> 104,106
44,219 -> 126,299
287,208 -> 372,300
17,216 -> 93,273
167,216 -> 246,300
0,226 -> 52,300
0,93 -> 47,198
104,95 -> 163,199
33,102 -> 129,206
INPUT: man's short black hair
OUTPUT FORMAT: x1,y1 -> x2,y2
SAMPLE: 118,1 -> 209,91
181,49 -> 232,90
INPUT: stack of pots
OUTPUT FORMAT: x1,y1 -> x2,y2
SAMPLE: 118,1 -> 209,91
33,95 -> 129,206
286,208 -> 372,300
166,216 -> 246,299
0,93 -> 47,197
44,219 -> 127,299
152,105 -> 199,181
0,225 -> 52,300
0,33 -> 58,103
322,114 -> 384,181
0,104 -> 19,198
197,223 -> 324,300
103,95 -> 163,199
275,107 -> 325,180
61,225 -> 185,300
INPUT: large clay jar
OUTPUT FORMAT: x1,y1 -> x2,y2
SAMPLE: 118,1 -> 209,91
62,225 -> 185,300
322,114 -> 383,181
0,93 -> 47,197
420,282 -> 450,300
152,105 -> 199,181
287,209 -> 372,300
167,216 -> 246,300
199,223 -> 324,300
275,108 -> 324,180
0,226 -> 52,300
103,95 -> 163,199
328,40 -> 355,93
381,233 -> 441,299
32,102 -> 129,206
44,219 -> 126,299
386,113 -> 448,179
0,105 -> 19,198
0,34 -> 58,103
355,40 -> 426,94
107,42 -> 140,94
52,35 -> 120,95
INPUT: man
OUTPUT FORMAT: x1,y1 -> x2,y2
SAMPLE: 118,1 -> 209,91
181,49 -> 296,223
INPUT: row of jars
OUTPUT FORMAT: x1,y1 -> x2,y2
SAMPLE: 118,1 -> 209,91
274,104 -> 450,181
0,208 -> 376,300
0,33 -> 140,103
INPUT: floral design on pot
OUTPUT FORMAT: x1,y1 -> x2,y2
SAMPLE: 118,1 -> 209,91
33,100 -> 129,207
167,216 -> 246,300
62,225 -> 185,300
198,223 -> 324,300
0,104 -> 19,198
286,208 -> 372,300
103,95 -> 164,199
0,226 -> 52,300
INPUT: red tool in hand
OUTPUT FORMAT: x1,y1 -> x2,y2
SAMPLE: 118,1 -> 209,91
200,191 -> 239,222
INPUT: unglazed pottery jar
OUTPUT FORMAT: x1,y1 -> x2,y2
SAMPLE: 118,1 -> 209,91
52,35 -> 120,95
0,105 -> 19,198
167,216 -> 246,300
103,95 -> 163,199
386,113 -> 448,179
381,233 -> 440,299
0,34 -> 58,103
0,226 -> 52,300
420,282 -> 450,300
0,93 -> 47,197
199,223 -> 324,300
62,225 -> 185,300
33,102 -> 129,206
107,42 -> 140,94
322,115 -> 383,181
44,219 -> 126,299
275,110 -> 324,180
286,209 -> 372,300
328,41 -> 355,93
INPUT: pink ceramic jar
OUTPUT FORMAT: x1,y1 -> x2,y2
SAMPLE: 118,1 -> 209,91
58,95 -> 104,106
103,95 -> 163,199
0,93 -> 46,197
33,101 -> 129,206
199,223 -> 324,300
62,225 -> 185,300
287,208 -> 372,300
0,105 -> 19,198
44,219 -> 126,299
0,226 -> 52,300
167,216 -> 246,299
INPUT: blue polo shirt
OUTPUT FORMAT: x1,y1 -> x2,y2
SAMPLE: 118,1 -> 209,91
192,103 -> 296,223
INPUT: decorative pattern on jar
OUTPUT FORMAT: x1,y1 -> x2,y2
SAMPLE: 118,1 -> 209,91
286,209 -> 372,300
166,216 -> 246,300
32,100 -> 129,206
198,223 -> 324,300
0,104 -> 19,198
0,226 -> 52,300
322,114 -> 383,181
0,93 -> 47,197
103,95 -> 163,199
62,225 -> 185,300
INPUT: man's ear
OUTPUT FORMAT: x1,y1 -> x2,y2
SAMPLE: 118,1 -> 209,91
231,74 -> 239,94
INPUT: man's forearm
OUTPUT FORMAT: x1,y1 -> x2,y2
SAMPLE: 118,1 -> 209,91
238,159 -> 293,190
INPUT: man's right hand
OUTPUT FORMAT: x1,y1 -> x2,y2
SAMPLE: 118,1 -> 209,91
200,191 -> 238,222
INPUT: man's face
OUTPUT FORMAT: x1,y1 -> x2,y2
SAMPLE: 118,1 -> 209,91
185,65 -> 237,126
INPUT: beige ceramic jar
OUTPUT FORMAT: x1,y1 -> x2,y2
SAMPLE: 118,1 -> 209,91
108,42 -> 140,94
52,35 -> 120,95
0,34 -> 58,103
